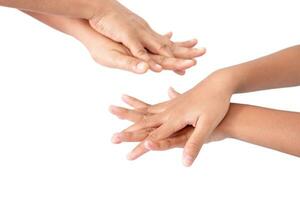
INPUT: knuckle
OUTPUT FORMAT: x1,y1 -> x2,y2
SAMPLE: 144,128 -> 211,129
125,59 -> 134,66
163,139 -> 172,149
94,20 -> 106,33
136,49 -> 148,57
142,116 -> 152,127
157,43 -> 169,51
157,56 -> 167,64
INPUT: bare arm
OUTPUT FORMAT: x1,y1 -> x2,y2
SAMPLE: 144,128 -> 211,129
217,103 -> 300,156
23,11 -> 201,73
0,0 -> 102,18
1,1 -> 205,72
224,45 -> 300,93
110,98 -> 300,158
23,11 -> 93,44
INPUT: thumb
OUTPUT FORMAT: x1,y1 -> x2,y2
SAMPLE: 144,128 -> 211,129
113,53 -> 149,74
182,118 -> 210,167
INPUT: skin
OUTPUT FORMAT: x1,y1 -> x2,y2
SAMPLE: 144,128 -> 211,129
0,0 -> 206,72
23,11 -> 204,74
109,89 -> 300,161
117,45 -> 300,166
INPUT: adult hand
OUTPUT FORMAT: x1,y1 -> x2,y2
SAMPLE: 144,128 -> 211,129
89,0 -> 205,72
81,24 -> 203,74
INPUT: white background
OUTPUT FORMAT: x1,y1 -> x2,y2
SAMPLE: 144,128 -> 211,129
0,0 -> 300,199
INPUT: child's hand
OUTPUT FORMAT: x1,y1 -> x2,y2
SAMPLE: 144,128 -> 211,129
119,70 -> 236,166
109,88 -> 227,160
81,23 -> 203,74
89,0 -> 205,71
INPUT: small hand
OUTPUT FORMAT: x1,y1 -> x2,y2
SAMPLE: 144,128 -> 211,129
89,0 -> 205,71
109,88 -> 228,160
119,70 -> 235,166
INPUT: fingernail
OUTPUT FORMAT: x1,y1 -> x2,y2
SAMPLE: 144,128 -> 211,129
155,64 -> 162,71
127,152 -> 135,160
111,133 -> 122,144
197,47 -> 206,53
122,94 -> 129,100
144,140 -> 153,150
183,60 -> 195,65
182,155 -> 194,167
136,62 -> 148,73
109,105 -> 117,113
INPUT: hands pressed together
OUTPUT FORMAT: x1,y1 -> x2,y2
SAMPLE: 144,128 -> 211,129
2,0 -> 300,167
88,0 -> 206,74
110,70 -> 235,166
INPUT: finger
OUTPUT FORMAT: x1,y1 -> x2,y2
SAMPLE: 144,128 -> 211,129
111,52 -> 149,74
112,131 -> 149,143
144,119 -> 187,149
168,87 -> 181,99
147,101 -> 170,114
174,70 -> 186,75
172,47 -> 206,59
142,32 -> 174,58
111,132 -> 123,144
163,33 -> 198,48
123,94 -> 170,115
150,54 -> 196,70
149,133 -> 188,151
126,40 -> 162,72
109,105 -> 144,122
123,115 -> 161,132
182,118 -> 210,167
127,142 -> 150,160
174,39 -> 198,48
164,32 -> 173,39
121,94 -> 149,111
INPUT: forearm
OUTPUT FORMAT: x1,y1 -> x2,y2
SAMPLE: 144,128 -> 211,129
217,103 -> 300,156
0,0 -> 108,19
23,11 -> 97,47
221,45 -> 300,93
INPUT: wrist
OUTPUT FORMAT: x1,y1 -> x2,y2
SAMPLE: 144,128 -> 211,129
200,68 -> 240,97
212,67 -> 244,94
65,19 -> 97,50
88,0 -> 120,22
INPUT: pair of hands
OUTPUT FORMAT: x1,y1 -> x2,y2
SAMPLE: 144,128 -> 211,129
110,70 -> 236,166
85,0 -> 205,74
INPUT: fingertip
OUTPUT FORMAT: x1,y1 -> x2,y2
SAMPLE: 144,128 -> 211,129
164,32 -> 173,39
135,62 -> 149,74
182,154 -> 194,167
154,64 -> 163,72
168,86 -> 175,92
189,38 -> 198,45
111,133 -> 122,144
174,70 -> 186,75
198,47 -> 206,55
183,59 -> 196,67
109,105 -> 118,114
168,87 -> 179,99
168,86 -> 175,94
127,152 -> 136,161
121,94 -> 130,102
